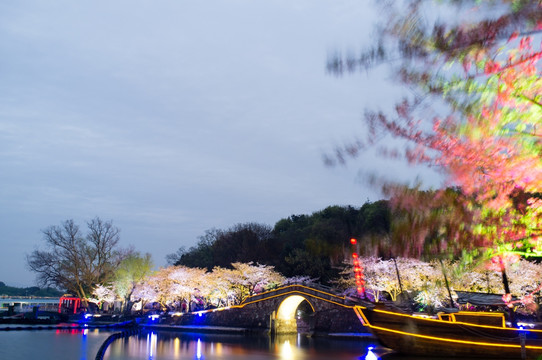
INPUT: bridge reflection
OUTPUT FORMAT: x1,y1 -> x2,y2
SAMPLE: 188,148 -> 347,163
98,331 -> 372,360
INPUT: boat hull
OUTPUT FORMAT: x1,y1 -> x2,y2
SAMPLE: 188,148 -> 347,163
355,306 -> 542,359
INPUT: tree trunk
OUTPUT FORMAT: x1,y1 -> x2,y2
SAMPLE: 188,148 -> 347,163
392,258 -> 404,294
123,290 -> 134,315
501,267 -> 517,327
439,259 -> 455,308
77,284 -> 88,309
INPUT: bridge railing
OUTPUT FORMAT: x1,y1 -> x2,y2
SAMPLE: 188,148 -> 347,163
240,282 -> 361,306
280,280 -> 335,293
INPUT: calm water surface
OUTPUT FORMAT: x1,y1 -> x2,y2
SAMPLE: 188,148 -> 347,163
0,326 -> 114,360
103,332 -> 377,360
0,327 -> 502,360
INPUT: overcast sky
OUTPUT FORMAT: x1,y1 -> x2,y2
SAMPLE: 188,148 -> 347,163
1,0 -> 441,287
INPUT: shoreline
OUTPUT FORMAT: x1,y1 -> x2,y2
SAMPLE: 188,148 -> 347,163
0,321 -> 376,340
141,323 -> 375,339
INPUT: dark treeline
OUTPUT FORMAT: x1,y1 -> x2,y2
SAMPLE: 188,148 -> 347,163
168,201 -> 391,284
0,281 -> 63,297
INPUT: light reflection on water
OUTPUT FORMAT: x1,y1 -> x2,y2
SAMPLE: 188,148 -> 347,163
0,328 -> 508,360
103,331 -> 375,360
102,331 -> 513,360
0,327 -> 114,360
364,346 -> 378,360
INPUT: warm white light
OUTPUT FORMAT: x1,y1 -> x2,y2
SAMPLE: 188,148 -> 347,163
147,331 -> 157,359
196,338 -> 202,359
277,295 -> 311,319
279,340 -> 293,359
173,337 -> 180,358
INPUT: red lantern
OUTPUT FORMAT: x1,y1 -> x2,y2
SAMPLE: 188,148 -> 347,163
350,237 -> 365,298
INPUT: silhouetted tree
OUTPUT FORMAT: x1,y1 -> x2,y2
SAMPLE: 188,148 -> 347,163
27,217 -> 124,302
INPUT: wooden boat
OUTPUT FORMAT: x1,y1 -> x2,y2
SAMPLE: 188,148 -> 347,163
354,304 -> 542,359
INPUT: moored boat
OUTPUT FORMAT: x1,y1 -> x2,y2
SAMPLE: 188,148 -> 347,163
354,304 -> 542,359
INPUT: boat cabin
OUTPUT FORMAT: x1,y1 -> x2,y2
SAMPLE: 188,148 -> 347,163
438,311 -> 506,327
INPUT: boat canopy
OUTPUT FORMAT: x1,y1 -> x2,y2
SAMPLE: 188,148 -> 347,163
455,291 -> 516,306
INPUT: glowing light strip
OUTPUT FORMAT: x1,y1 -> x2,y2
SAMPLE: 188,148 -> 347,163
450,312 -> 505,328
369,325 -> 542,350
354,306 -> 542,351
185,285 -> 357,316
355,306 -> 371,325
245,284 -> 347,302
372,308 -> 542,333
353,306 -> 369,326
279,294 -> 316,313
240,290 -> 353,309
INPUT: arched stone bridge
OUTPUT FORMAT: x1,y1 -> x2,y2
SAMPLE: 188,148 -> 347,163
238,284 -> 365,334
167,284 -> 367,335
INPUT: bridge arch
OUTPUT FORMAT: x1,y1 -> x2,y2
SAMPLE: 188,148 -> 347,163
274,294 -> 315,334
276,295 -> 314,321
161,285 -> 366,335
193,284 -> 366,335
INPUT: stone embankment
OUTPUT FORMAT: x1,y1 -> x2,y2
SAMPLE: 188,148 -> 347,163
142,306 -> 372,338
0,319 -> 137,331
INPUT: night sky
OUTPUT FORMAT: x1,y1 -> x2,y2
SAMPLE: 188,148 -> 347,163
1,1 -> 441,286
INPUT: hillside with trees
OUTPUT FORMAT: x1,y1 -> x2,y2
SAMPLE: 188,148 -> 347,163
0,282 -> 63,297
168,201 -> 391,284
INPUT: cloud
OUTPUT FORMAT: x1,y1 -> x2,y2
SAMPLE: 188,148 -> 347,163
0,1 -> 440,286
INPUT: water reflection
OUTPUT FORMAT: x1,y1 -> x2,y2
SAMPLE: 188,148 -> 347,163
364,346 -> 378,360
102,333 -> 507,360
103,332 -> 372,360
0,327 -> 114,360
79,328 -> 88,360
0,328 -> 506,360
146,331 -> 157,359
279,339 -> 293,359
196,338 -> 202,360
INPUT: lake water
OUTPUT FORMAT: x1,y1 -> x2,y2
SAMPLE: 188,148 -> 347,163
103,332 -> 379,360
0,327 -> 114,360
0,327 -> 384,360
0,327 -> 500,360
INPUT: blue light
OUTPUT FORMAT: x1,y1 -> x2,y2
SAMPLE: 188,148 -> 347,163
80,326 -> 88,360
365,346 -> 379,360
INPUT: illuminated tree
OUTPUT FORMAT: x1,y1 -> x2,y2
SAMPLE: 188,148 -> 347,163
113,252 -> 153,314
92,284 -> 116,308
450,264 -> 503,295
169,265 -> 208,311
340,256 -> 445,305
115,262 -> 286,312
283,275 -> 319,286
329,0 -> 542,310
507,259 -> 542,300
219,262 -> 285,304
365,257 -> 401,302
138,267 -> 175,310
131,279 -> 159,311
